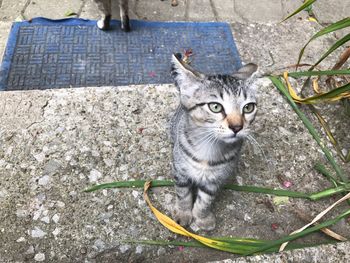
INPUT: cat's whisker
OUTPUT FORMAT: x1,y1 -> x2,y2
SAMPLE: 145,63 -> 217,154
246,134 -> 272,173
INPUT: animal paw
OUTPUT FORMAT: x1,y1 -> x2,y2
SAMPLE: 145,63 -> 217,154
121,15 -> 130,32
172,208 -> 192,227
97,15 -> 111,30
192,212 -> 216,231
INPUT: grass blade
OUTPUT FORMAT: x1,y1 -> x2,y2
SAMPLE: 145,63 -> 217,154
84,180 -> 174,192
85,180 -> 310,199
85,179 -> 350,200
281,0 -> 317,22
280,192 -> 350,251
223,184 -> 309,198
314,163 -> 340,187
288,69 -> 350,78
245,208 -> 350,255
121,238 -> 336,252
310,33 -> 350,70
269,76 -> 346,182
297,17 -> 350,66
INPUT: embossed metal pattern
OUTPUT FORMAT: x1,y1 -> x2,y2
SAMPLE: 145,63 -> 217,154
0,18 -> 242,91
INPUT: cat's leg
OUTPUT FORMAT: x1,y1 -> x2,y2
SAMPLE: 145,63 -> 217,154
94,0 -> 112,30
119,0 -> 130,32
173,173 -> 193,226
192,185 -> 217,231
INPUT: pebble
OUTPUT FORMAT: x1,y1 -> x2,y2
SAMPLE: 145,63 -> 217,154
132,190 -> 139,198
52,214 -> 60,223
52,227 -> 60,236
31,227 -> 47,238
119,244 -> 131,253
88,169 -> 102,182
38,175 -> 50,186
16,237 -> 26,242
41,216 -> 50,224
34,253 -> 45,262
33,152 -> 45,163
56,201 -> 65,208
136,245 -> 143,254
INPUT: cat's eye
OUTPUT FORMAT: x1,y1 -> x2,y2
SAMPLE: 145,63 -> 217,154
208,103 -> 223,113
243,103 -> 256,114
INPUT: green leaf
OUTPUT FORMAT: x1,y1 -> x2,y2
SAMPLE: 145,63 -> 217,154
297,17 -> 350,65
84,180 -> 174,192
310,33 -> 350,70
223,184 -> 309,199
64,10 -> 78,17
245,208 -> 350,255
281,0 -> 317,22
288,69 -> 350,78
121,238 -> 335,253
269,76 -> 346,182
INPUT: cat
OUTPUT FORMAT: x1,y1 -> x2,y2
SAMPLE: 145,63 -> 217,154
170,54 -> 258,231
93,0 -> 130,31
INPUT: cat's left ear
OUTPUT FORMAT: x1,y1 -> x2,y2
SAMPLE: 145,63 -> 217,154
171,53 -> 205,86
232,63 -> 258,80
171,54 -> 205,108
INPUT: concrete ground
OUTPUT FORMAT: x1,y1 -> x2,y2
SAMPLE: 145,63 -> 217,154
0,0 -> 350,262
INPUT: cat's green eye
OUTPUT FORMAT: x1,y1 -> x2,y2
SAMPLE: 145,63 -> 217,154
243,103 -> 256,114
208,103 -> 223,113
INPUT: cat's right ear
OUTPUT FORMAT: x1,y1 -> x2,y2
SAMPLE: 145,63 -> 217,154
231,63 -> 258,80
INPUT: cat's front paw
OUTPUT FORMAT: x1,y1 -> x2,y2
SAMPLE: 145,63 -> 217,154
121,16 -> 130,32
192,212 -> 216,231
172,208 -> 192,227
97,19 -> 110,30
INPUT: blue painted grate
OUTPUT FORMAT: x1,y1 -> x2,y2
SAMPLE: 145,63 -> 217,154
0,18 -> 242,91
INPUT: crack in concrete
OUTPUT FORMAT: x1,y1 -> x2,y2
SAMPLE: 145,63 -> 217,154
77,0 -> 87,17
184,0 -> 189,20
26,95 -> 52,130
209,0 -> 218,22
20,0 -> 32,20
233,0 -> 249,23
133,0 -> 141,19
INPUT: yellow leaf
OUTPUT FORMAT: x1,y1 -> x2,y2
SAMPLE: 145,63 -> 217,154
283,72 -> 303,102
142,181 -> 258,253
308,17 -> 318,22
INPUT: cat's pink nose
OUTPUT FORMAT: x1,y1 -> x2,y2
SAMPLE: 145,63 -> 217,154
229,125 -> 243,134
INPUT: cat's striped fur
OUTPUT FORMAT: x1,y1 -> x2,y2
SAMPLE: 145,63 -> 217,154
170,54 -> 258,231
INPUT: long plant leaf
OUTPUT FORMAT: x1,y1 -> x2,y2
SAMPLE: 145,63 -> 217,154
84,180 -> 174,192
223,184 -> 309,198
297,17 -> 350,66
245,208 -> 350,255
281,0 -> 317,22
280,192 -> 350,250
310,33 -> 350,70
284,73 -> 350,104
269,76 -> 346,182
85,179 -> 350,201
143,181 -> 260,254
121,238 -> 335,252
288,69 -> 350,78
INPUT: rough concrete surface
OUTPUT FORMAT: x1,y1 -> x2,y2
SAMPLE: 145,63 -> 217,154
1,0 -> 350,262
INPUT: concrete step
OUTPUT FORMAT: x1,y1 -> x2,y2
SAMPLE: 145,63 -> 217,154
1,78 -> 349,262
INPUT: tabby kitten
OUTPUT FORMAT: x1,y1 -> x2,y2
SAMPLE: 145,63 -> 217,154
93,0 -> 130,31
170,54 -> 258,231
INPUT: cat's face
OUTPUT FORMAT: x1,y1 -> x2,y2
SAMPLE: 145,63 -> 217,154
171,54 -> 258,143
